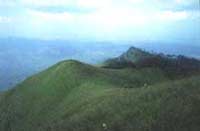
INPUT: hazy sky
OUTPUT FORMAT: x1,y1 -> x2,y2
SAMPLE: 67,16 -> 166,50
0,0 -> 199,43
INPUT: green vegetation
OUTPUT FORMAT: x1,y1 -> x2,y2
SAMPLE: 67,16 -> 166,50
0,59 -> 200,131
104,47 -> 200,79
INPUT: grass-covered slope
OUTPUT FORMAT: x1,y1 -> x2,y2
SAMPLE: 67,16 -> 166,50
0,60 -> 200,131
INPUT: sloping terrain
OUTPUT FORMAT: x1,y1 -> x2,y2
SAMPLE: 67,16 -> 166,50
104,47 -> 200,79
0,39 -> 130,90
0,60 -> 200,131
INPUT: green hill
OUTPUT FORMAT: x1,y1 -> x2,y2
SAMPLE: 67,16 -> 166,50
0,60 -> 200,131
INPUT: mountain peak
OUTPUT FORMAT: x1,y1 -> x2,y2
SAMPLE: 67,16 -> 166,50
103,47 -> 153,69
120,46 -> 152,63
59,59 -> 82,66
52,59 -> 91,74
103,46 -> 200,77
128,46 -> 142,52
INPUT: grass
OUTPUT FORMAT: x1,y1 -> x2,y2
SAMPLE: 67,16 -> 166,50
0,60 -> 200,131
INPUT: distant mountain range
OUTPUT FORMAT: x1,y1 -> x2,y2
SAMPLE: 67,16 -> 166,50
104,47 -> 200,79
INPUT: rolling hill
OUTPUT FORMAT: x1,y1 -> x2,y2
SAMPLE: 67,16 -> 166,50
0,58 -> 200,131
1,39 -> 200,91
0,38 -> 130,90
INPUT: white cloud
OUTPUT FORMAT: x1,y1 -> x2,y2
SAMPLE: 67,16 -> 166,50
81,7 -> 190,29
25,6 -> 191,34
1,0 -> 198,9
174,0 -> 195,5
77,0 -> 111,9
175,0 -> 184,4
0,0 -> 198,40
0,0 -> 16,7
128,0 -> 144,3
0,16 -> 11,23
20,0 -> 115,12
21,0 -> 74,7
157,11 -> 189,21
81,7 -> 150,32
27,9 -> 74,22
20,0 -> 113,10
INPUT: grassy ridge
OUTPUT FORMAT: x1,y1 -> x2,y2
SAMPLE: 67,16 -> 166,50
104,47 -> 200,80
0,60 -> 200,131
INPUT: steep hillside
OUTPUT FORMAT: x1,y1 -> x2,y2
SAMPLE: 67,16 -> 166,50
119,47 -> 154,63
104,47 -> 200,78
0,92 -> 4,102
0,60 -> 200,131
0,39 -> 130,90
